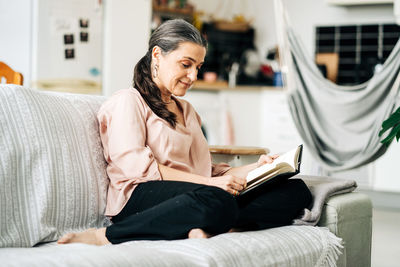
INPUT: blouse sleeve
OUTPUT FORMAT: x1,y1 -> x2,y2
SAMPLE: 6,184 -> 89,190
98,91 -> 161,190
211,162 -> 231,177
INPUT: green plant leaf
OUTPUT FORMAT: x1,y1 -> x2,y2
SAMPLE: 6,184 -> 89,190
380,112 -> 400,134
381,123 -> 400,145
379,109 -> 400,137
397,130 -> 400,142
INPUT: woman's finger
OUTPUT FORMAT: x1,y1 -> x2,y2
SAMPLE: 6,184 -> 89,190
234,177 -> 247,187
231,189 -> 239,196
232,181 -> 246,191
258,154 -> 273,166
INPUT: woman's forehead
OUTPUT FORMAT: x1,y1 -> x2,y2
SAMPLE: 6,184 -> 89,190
169,42 -> 206,61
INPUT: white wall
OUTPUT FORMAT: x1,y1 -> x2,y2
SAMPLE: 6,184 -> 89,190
30,0 -> 104,84
102,0 -> 151,96
0,0 -> 33,86
0,0 -> 151,94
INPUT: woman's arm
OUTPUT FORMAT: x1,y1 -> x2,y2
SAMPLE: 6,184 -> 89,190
224,154 -> 280,179
158,164 -> 211,184
158,164 -> 246,195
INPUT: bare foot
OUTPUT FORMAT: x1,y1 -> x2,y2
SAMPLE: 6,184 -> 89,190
188,228 -> 212,239
57,228 -> 110,246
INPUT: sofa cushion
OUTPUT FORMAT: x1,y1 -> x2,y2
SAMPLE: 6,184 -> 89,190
0,226 -> 343,267
0,85 -> 109,247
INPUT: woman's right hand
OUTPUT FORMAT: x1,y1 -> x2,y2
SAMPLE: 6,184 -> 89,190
208,175 -> 247,196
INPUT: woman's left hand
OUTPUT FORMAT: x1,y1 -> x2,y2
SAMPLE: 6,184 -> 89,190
257,154 -> 279,167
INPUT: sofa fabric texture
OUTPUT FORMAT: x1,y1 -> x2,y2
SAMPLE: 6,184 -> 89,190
1,225 -> 342,267
0,85 -> 109,247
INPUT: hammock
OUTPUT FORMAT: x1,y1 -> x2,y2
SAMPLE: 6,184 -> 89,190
274,0 -> 400,171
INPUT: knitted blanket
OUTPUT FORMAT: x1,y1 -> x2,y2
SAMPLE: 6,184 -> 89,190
294,175 -> 357,226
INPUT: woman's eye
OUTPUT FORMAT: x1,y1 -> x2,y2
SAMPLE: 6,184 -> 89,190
182,63 -> 190,68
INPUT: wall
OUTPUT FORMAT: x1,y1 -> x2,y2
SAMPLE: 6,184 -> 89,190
102,0 -> 151,96
0,0 -> 33,86
31,0 -> 104,84
0,0 -> 151,95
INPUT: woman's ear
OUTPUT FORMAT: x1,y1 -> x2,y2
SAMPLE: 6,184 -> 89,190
152,46 -> 162,62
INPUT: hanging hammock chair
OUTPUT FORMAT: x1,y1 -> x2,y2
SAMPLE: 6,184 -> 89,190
274,0 -> 400,171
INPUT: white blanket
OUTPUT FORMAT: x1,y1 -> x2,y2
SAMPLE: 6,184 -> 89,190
0,226 -> 342,267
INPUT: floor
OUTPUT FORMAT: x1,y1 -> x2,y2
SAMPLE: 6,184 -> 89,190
371,208 -> 400,267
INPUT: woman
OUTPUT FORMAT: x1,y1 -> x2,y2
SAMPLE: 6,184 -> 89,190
58,19 -> 311,245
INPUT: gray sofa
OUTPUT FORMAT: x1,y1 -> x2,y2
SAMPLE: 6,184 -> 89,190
0,85 -> 372,267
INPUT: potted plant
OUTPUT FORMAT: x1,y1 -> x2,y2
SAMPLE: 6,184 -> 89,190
379,106 -> 400,146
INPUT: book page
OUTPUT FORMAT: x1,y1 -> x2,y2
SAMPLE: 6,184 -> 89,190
246,145 -> 301,183
246,169 -> 281,189
272,146 -> 300,170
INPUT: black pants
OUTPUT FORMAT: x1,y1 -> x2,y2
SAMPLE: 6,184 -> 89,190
105,178 -> 312,244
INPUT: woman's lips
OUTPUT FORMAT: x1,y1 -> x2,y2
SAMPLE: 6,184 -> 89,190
180,81 -> 191,87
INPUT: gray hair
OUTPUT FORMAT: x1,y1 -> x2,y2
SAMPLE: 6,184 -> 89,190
133,19 -> 207,128
149,19 -> 207,54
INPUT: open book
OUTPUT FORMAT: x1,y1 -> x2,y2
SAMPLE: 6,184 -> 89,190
239,145 -> 303,195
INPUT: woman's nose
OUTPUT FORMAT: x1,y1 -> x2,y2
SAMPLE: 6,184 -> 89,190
187,69 -> 198,81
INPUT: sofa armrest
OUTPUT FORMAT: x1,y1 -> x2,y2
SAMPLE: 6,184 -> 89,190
318,192 -> 372,267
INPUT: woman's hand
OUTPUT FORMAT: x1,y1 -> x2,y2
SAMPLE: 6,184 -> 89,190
257,154 -> 279,167
208,175 -> 247,196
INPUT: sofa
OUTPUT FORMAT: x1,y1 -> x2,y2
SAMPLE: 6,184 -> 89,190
0,85 -> 372,267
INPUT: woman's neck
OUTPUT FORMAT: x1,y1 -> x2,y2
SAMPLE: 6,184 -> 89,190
160,88 -> 173,104
154,78 -> 173,104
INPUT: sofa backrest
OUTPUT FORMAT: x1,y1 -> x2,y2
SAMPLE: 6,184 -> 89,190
0,85 -> 109,247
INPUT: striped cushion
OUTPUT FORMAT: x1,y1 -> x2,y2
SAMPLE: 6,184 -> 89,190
0,85 -> 109,247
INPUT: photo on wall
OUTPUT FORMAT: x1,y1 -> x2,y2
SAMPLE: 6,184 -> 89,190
63,34 -> 74,44
79,18 -> 89,28
65,48 -> 75,59
80,32 -> 89,42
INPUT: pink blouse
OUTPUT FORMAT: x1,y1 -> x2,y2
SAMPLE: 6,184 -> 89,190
97,88 -> 231,216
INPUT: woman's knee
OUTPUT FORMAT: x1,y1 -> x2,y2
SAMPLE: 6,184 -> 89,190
193,186 -> 239,232
286,179 -> 312,209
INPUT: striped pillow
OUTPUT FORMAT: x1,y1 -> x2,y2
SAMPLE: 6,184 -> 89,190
0,85 -> 109,247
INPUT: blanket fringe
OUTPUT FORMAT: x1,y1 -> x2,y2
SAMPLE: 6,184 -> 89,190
315,229 -> 344,267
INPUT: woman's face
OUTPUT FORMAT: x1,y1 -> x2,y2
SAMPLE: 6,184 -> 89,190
152,42 -> 206,98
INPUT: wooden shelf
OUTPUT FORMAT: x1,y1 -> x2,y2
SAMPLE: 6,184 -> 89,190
209,145 -> 269,155
192,80 -> 283,91
153,5 -> 193,15
152,5 -> 193,21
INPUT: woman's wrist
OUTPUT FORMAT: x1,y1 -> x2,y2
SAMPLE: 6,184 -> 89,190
203,176 -> 212,186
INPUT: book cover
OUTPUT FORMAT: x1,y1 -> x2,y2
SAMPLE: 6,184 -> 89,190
239,145 -> 303,196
